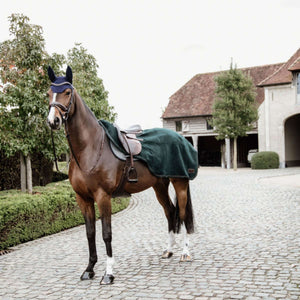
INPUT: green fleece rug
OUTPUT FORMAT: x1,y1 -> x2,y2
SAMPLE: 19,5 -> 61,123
99,120 -> 198,180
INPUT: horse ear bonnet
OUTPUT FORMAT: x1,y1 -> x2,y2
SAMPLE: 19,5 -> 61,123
66,66 -> 73,84
48,66 -> 56,82
48,66 -> 74,93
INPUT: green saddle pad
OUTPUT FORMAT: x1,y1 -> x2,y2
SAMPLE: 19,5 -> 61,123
99,120 -> 198,180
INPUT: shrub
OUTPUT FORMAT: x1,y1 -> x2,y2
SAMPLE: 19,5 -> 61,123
0,181 -> 129,250
251,151 -> 279,169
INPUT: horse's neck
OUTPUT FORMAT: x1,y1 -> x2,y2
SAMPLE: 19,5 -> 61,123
66,92 -> 103,168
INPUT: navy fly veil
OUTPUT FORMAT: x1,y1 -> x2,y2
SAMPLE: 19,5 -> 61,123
48,66 -> 74,93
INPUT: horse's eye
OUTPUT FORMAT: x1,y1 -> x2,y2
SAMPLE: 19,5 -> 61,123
65,91 -> 71,96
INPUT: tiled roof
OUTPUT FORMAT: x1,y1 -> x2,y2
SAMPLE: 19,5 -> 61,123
163,63 -> 284,119
258,48 -> 300,86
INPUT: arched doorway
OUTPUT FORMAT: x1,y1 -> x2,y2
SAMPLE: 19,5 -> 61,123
284,114 -> 300,167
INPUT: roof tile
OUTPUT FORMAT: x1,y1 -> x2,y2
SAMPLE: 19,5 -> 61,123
258,48 -> 300,86
163,63 -> 283,118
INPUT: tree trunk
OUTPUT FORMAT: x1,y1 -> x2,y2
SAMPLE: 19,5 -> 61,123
233,137 -> 237,171
26,154 -> 33,194
225,138 -> 231,169
20,152 -> 26,192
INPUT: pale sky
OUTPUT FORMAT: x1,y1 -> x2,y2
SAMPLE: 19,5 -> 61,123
1,0 -> 299,128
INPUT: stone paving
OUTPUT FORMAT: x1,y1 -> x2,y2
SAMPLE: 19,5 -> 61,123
0,167 -> 300,299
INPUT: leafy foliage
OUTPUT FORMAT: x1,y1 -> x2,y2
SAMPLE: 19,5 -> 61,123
211,64 -> 258,140
0,15 -> 116,163
251,151 -> 279,169
0,14 -> 67,159
67,43 -> 117,122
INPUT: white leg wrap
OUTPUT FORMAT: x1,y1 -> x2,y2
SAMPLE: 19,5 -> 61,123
182,227 -> 190,256
106,256 -> 114,275
167,231 -> 175,252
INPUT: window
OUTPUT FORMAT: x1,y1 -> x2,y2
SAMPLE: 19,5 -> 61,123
206,117 -> 213,130
182,120 -> 190,132
175,121 -> 182,132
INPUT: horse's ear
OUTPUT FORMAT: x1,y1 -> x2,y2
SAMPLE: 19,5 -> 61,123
47,66 -> 56,82
66,66 -> 73,84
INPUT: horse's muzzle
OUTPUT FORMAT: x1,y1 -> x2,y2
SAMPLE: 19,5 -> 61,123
47,116 -> 62,130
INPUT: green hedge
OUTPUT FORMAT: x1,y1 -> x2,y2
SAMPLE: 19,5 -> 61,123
251,151 -> 279,169
0,181 -> 129,250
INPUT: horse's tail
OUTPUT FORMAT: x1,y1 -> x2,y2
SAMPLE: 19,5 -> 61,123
174,183 -> 194,234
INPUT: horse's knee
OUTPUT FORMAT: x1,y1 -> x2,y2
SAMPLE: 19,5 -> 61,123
86,228 -> 95,240
103,233 -> 112,244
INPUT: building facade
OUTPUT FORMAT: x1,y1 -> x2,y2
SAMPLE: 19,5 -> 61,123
258,49 -> 300,168
162,48 -> 300,168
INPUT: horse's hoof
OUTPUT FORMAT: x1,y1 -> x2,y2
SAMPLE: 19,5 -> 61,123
100,273 -> 114,285
162,250 -> 173,259
180,254 -> 192,262
80,271 -> 95,280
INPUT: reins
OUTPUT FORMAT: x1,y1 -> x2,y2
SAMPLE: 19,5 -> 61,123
51,129 -> 60,172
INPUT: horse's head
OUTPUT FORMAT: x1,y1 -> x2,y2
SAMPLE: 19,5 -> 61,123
46,66 -> 74,130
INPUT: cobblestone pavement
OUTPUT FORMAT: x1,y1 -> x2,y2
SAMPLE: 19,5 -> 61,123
0,167 -> 300,299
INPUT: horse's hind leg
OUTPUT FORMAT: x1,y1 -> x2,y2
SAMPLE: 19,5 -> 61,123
76,194 -> 98,280
153,178 -> 176,258
171,179 -> 194,262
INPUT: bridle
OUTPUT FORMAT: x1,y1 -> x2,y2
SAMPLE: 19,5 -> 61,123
49,82 -> 104,174
49,82 -> 74,123
48,82 -> 82,171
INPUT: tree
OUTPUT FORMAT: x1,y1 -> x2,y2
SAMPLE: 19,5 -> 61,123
211,63 -> 258,170
67,43 -> 116,122
0,15 -> 117,193
0,14 -> 66,192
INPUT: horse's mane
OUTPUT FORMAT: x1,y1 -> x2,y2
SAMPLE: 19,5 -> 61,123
75,90 -> 98,122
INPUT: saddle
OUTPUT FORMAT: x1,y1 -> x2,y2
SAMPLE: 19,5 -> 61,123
111,124 -> 143,198
116,124 -> 142,156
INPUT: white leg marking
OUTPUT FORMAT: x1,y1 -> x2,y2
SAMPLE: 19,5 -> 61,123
106,256 -> 114,275
182,226 -> 190,256
47,93 -> 57,124
167,231 -> 175,252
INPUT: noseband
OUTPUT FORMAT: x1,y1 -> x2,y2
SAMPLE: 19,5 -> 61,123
49,82 -> 74,122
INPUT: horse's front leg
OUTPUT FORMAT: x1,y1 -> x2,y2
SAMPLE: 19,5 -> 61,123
95,190 -> 115,285
76,194 -> 98,280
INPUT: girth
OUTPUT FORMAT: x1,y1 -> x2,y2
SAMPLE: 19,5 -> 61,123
112,157 -> 135,198
110,140 -> 139,198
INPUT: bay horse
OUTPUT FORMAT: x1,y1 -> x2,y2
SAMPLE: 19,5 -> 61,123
46,66 -> 196,285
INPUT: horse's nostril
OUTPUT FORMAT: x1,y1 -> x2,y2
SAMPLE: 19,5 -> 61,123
54,117 -> 60,125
